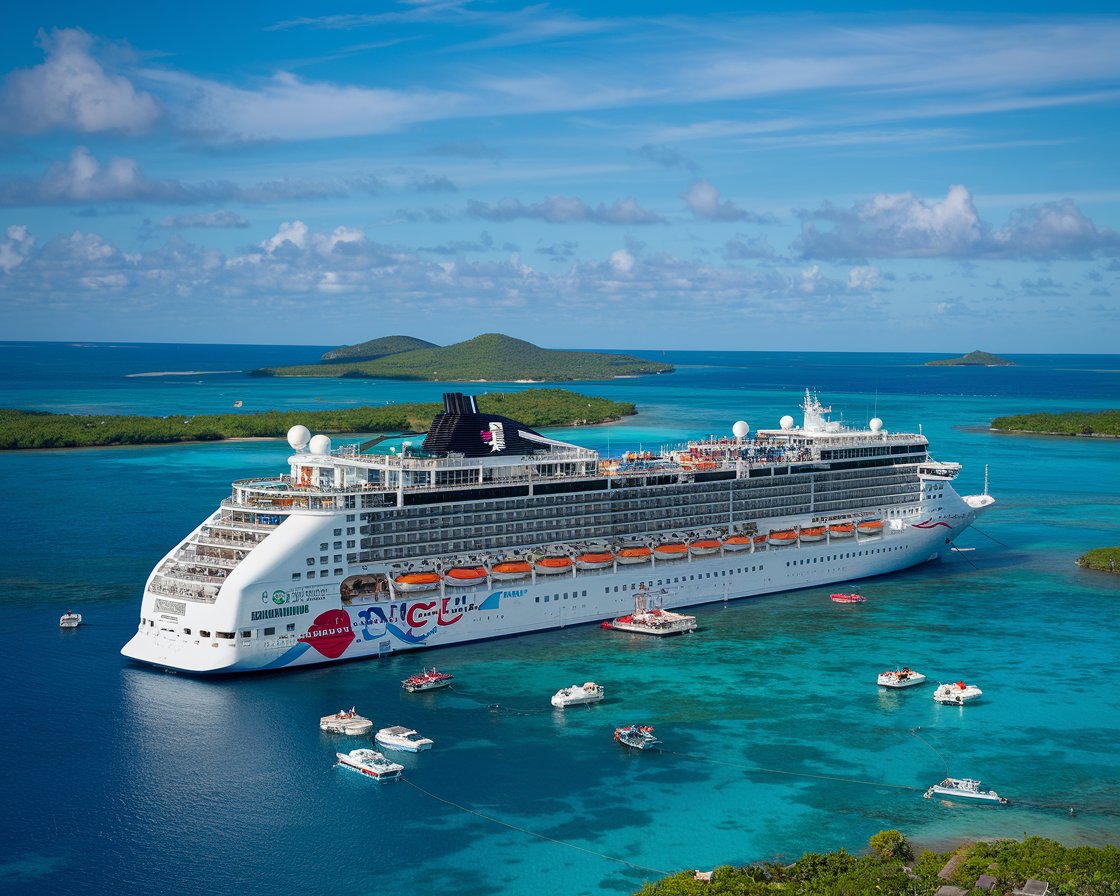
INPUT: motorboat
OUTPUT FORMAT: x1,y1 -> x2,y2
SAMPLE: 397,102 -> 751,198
828,522 -> 855,538
59,610 -> 82,628
601,589 -> 696,636
320,707 -> 374,735
933,681 -> 983,704
551,682 -> 604,707
830,592 -> 866,603
375,725 -> 434,752
402,668 -> 453,692
688,538 -> 722,556
924,777 -> 1007,804
877,667 -> 926,688
335,748 -> 404,781
720,534 -> 753,552
768,529 -> 798,546
653,541 -> 688,560
614,724 -> 661,750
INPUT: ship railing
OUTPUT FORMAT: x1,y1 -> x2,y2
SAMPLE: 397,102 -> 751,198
149,579 -> 218,603
177,550 -> 242,569
156,566 -> 228,585
194,532 -> 266,548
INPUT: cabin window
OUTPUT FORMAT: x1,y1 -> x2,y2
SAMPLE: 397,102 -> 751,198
241,630 -> 252,638
264,628 -> 275,636
320,543 -> 328,551
217,631 -> 234,640
307,571 -> 316,579
334,569 -> 344,576
200,630 -> 210,637
183,627 -> 191,635
286,623 -> 295,632
333,529 -> 342,537
292,573 -> 301,580
306,557 -> 315,566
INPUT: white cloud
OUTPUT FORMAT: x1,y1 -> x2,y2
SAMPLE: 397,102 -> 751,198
262,221 -> 310,253
467,195 -> 662,224
0,29 -> 158,135
683,179 -> 773,224
609,249 -> 635,273
847,265 -> 880,290
0,224 -> 35,273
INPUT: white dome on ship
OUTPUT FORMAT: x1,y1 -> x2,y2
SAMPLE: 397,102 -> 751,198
287,424 -> 311,451
732,421 -> 750,439
308,434 -> 332,455
869,417 -> 883,432
779,415 -> 794,430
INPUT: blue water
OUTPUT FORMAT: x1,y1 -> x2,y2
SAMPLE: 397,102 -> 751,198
2,343 -> 1119,896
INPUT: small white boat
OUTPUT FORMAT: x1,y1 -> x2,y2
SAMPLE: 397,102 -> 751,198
933,681 -> 983,705
320,707 -> 373,735
877,667 -> 926,688
402,668 -> 453,693
375,725 -> 434,752
59,610 -> 82,628
924,777 -> 1007,804
551,681 -> 604,707
614,724 -> 661,750
601,589 -> 696,636
335,748 -> 404,781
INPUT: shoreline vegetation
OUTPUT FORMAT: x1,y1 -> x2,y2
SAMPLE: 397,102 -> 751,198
636,832 -> 1120,896
926,350 -> 1014,367
0,389 -> 635,450
990,410 -> 1120,438
1078,547 -> 1120,574
252,333 -> 674,381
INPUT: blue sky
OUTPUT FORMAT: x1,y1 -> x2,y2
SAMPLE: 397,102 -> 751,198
1,1 -> 1118,352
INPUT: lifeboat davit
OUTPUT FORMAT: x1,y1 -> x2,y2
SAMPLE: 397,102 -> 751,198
654,541 -> 688,560
828,522 -> 855,538
491,560 -> 531,581
857,518 -> 884,535
393,571 -> 440,592
574,549 -> 614,570
768,529 -> 798,546
444,566 -> 487,587
720,534 -> 752,552
615,544 -> 651,564
799,525 -> 827,542
535,555 -> 573,575
689,538 -> 722,556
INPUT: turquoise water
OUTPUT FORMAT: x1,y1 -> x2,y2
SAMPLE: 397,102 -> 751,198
1,344 -> 1118,896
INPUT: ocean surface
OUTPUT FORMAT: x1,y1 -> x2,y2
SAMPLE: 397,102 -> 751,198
1,342 -> 1118,896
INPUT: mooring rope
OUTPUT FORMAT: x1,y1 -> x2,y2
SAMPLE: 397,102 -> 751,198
969,526 -> 1008,548
401,777 -> 677,876
907,726 -> 951,777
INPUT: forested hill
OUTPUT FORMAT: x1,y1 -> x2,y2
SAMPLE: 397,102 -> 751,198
320,335 -> 437,362
255,333 -> 674,381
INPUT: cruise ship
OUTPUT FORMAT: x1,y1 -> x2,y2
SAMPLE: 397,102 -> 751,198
121,391 -> 994,674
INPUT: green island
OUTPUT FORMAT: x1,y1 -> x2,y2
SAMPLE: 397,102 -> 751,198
0,389 -> 635,450
926,350 -> 1014,367
1078,547 -> 1120,574
990,410 -> 1120,437
253,333 -> 674,381
320,335 -> 438,362
635,832 -> 1120,896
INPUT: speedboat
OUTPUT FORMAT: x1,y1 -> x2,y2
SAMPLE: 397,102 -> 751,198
877,667 -> 926,688
924,777 -> 1007,804
614,724 -> 661,750
402,668 -> 453,692
59,610 -> 82,628
375,725 -> 434,752
320,707 -> 373,735
830,592 -> 866,603
933,681 -> 983,704
335,748 -> 404,781
551,682 -> 604,707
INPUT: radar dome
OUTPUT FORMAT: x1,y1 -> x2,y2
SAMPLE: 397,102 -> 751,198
869,417 -> 883,433
779,415 -> 794,431
286,424 -> 311,451
308,434 -> 332,455
732,420 -> 750,439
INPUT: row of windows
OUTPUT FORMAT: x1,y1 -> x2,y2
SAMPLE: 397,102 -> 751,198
784,544 -> 906,566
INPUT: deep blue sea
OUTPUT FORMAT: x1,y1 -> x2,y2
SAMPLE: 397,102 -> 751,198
1,342 -> 1118,896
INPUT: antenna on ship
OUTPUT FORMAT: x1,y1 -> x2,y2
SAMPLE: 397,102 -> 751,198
983,464 -> 989,497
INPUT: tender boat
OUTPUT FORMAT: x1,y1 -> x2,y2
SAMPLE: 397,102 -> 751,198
614,724 -> 661,750
402,668 -> 453,692
615,544 -> 651,564
490,559 -> 531,580
335,748 -> 404,781
933,681 -> 983,704
535,555 -> 573,575
392,571 -> 440,592
59,610 -> 82,628
924,777 -> 1007,804
375,725 -> 434,752
877,667 -> 926,688
720,534 -> 753,552
601,588 -> 696,636
830,592 -> 867,603
551,681 -> 604,707
320,707 -> 373,735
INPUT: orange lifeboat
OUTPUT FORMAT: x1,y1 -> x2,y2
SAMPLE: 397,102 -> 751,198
535,555 -> 573,575
654,541 -> 688,560
575,550 -> 614,570
393,571 -> 440,592
615,544 -> 651,564
753,534 -> 768,546
491,560 -> 531,581
720,534 -> 753,552
444,565 -> 487,587
828,522 -> 855,538
767,529 -> 798,546
799,525 -> 827,542
857,518 -> 884,535
689,538 -> 722,556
